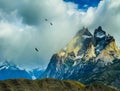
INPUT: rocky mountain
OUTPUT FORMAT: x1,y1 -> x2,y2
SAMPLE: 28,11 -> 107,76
42,26 -> 120,89
0,78 -> 119,91
0,61 -> 32,80
0,61 -> 45,80
28,67 -> 46,80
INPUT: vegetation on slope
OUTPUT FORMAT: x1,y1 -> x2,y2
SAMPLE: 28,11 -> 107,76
0,78 -> 119,91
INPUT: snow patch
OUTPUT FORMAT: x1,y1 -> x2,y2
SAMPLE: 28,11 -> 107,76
96,32 -> 105,38
82,35 -> 92,39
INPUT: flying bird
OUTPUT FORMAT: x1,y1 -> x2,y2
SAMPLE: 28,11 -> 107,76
50,22 -> 53,26
45,18 -> 53,26
35,48 -> 39,52
45,19 -> 48,21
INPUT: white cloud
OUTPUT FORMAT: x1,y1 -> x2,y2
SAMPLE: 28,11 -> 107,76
85,0 -> 120,45
0,0 -> 120,68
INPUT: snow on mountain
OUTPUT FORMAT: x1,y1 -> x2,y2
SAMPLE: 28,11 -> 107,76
27,66 -> 46,80
0,60 -> 46,80
42,26 -> 120,89
0,60 -> 21,71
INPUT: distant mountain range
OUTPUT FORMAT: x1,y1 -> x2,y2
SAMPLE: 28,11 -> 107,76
0,61 -> 45,80
42,26 -> 120,89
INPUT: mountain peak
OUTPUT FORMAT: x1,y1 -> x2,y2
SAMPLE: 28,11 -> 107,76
42,26 -> 120,89
58,27 -> 93,58
76,27 -> 92,37
94,26 -> 117,56
44,26 -> 120,71
0,60 -> 14,66
0,60 -> 19,70
57,26 -> 119,62
94,26 -> 106,39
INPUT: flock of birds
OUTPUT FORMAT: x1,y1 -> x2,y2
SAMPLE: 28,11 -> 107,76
35,18 -> 53,52
45,18 -> 53,26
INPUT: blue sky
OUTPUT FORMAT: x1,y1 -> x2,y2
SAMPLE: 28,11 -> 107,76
64,0 -> 101,10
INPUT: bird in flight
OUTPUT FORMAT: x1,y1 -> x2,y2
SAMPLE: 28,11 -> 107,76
45,18 -> 53,26
35,48 -> 39,52
50,22 -> 53,26
45,19 -> 48,21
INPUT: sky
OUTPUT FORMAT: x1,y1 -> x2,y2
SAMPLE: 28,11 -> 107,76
0,0 -> 120,69
64,0 -> 101,10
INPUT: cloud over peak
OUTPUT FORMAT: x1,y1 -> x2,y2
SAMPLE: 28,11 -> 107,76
0,0 -> 120,68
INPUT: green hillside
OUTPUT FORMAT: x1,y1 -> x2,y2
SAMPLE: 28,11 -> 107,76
0,78 -> 119,91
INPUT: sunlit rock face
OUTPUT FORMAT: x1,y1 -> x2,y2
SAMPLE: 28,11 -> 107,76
42,26 -> 120,89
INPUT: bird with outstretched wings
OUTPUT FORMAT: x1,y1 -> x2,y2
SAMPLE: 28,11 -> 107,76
35,48 -> 39,52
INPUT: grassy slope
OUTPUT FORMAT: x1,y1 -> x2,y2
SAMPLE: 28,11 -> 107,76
0,78 -> 119,91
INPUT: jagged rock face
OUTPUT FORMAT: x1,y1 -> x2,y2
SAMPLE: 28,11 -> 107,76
42,26 -> 120,89
96,41 -> 120,62
58,27 -> 93,58
43,54 -> 63,78
94,27 -> 117,56
94,26 -> 106,45
83,43 -> 96,61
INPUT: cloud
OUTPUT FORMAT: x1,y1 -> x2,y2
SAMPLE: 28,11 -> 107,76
0,0 -> 120,68
85,0 -> 120,45
0,0 -> 81,68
